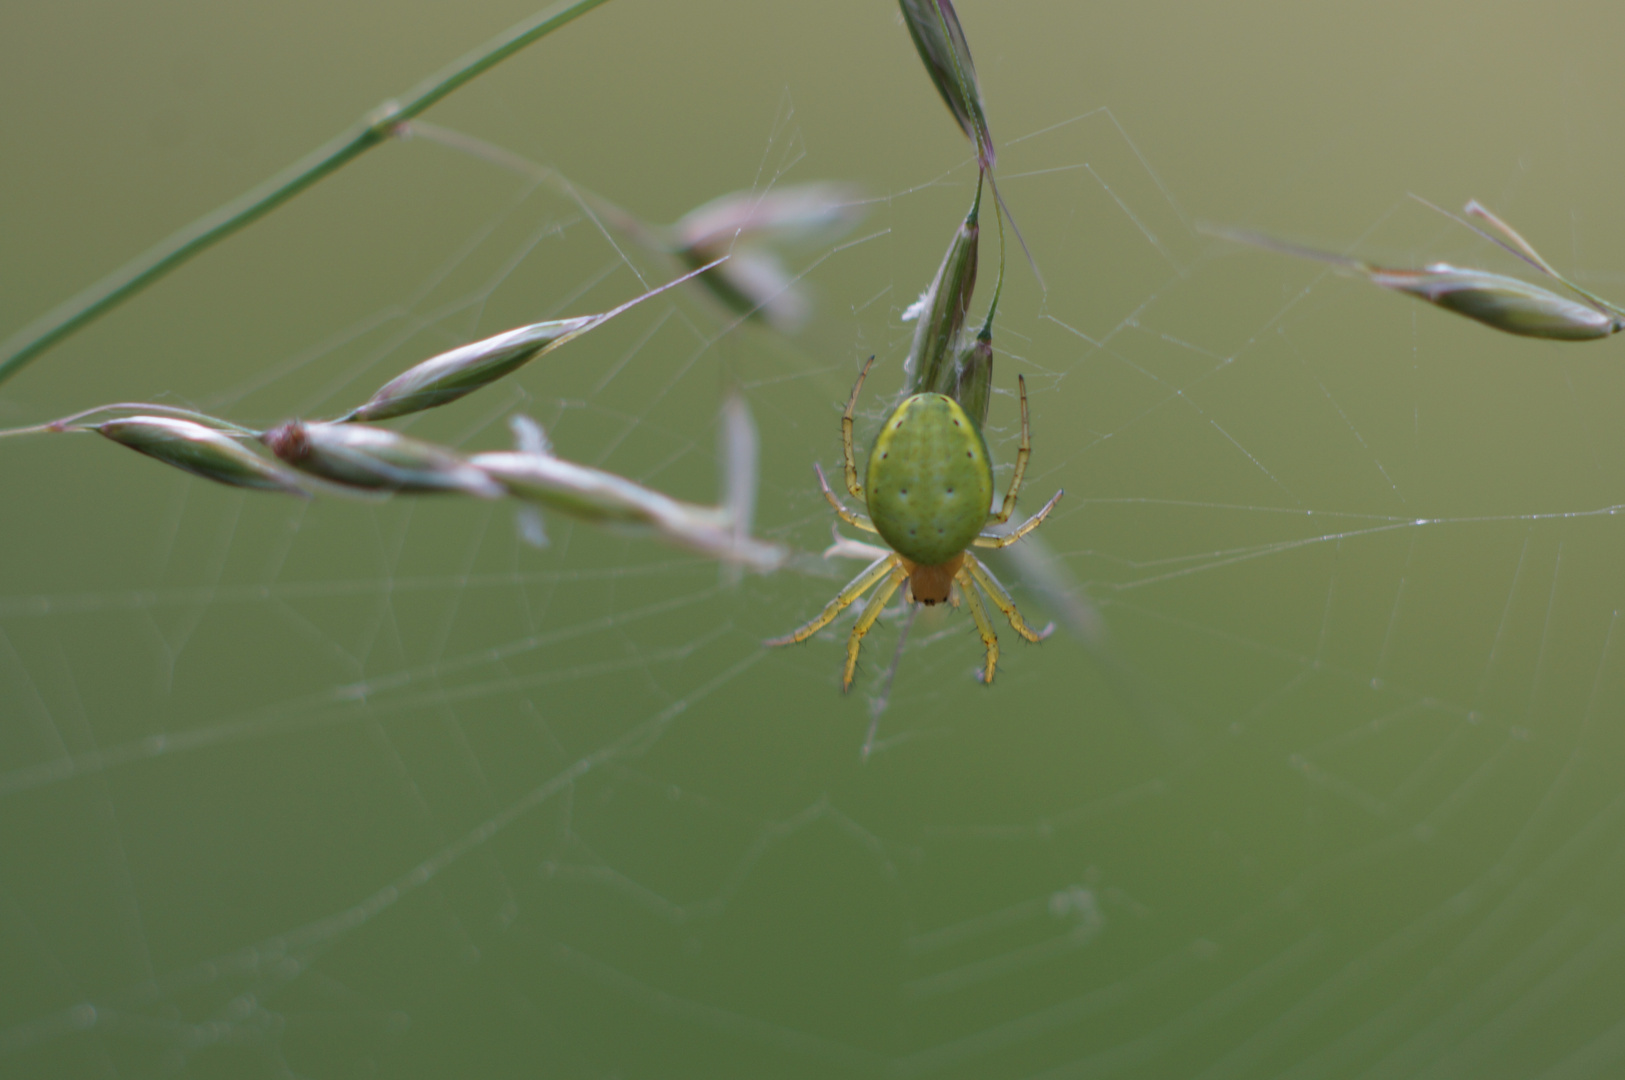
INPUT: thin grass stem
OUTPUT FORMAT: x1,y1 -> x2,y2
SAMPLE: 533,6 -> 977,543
404,121 -> 670,260
0,0 -> 616,388
0,403 -> 259,439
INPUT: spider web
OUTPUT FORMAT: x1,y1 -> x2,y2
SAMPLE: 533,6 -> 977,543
5,1 -> 1625,1077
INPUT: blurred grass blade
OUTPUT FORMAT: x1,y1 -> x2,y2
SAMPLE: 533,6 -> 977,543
344,259 -> 719,422
96,417 -> 307,495
675,183 -> 866,334
1205,223 -> 1624,341
262,421 -> 505,497
0,0 -> 616,388
719,389 -> 760,584
678,247 -> 810,334
675,183 -> 865,251
905,177 -> 981,396
898,0 -> 994,172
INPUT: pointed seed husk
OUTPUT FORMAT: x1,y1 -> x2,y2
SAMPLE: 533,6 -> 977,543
96,416 -> 307,495
346,260 -> 722,422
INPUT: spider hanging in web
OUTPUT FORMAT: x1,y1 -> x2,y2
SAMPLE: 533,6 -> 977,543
769,356 -> 1063,690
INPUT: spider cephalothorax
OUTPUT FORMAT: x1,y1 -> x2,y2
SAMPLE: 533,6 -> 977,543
769,357 -> 1061,690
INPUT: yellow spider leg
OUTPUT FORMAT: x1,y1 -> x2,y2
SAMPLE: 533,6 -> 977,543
841,355 -> 877,500
988,374 -> 1032,526
766,553 -> 898,647
964,554 -> 1052,642
842,562 -> 908,691
975,488 -> 1063,548
955,566 -> 1002,683
815,462 -> 879,534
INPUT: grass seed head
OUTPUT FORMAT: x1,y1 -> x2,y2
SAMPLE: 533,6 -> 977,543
262,420 -> 504,497
347,317 -> 597,422
346,263 -> 721,422
96,416 -> 307,495
673,184 -> 864,335
1371,264 -> 1623,340
1206,218 -> 1625,342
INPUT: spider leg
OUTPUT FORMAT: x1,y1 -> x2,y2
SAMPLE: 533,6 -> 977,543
815,462 -> 879,534
956,566 -> 1001,683
987,374 -> 1032,526
964,554 -> 1053,643
842,562 -> 908,692
841,355 -> 877,500
766,553 -> 898,647
975,488 -> 1063,548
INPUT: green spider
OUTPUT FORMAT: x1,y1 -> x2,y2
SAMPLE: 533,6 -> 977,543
769,356 -> 1063,690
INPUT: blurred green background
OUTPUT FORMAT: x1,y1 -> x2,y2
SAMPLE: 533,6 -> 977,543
6,1 -> 1625,1077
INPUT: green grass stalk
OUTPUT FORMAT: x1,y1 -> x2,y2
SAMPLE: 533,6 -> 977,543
0,0 -> 616,388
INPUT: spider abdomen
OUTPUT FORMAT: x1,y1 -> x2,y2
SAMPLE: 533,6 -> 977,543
865,393 -> 995,567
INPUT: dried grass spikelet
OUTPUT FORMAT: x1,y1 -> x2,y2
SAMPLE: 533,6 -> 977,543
1368,265 -> 1620,340
96,416 -> 307,495
1205,199 -> 1625,342
344,261 -> 719,422
262,420 -> 504,497
904,175 -> 980,397
673,183 -> 865,334
471,412 -> 786,571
